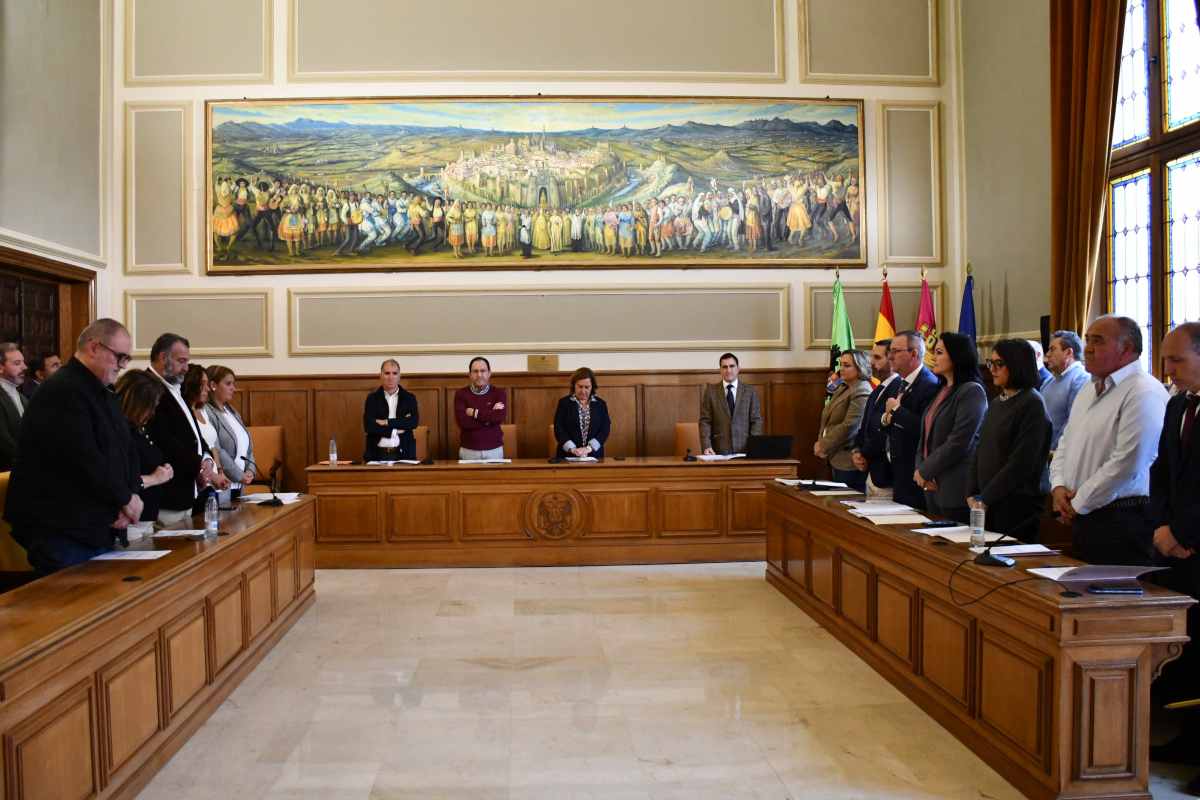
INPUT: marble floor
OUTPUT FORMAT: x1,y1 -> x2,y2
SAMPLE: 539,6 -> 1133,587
139,563 -> 1198,799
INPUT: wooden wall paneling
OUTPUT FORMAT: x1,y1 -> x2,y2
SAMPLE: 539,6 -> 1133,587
98,634 -> 163,782
409,387 -> 443,458
1070,648 -> 1146,784
919,594 -> 975,712
315,492 -> 382,543
642,383 -> 703,456
601,385 -> 638,458
509,386 -> 559,459
876,572 -> 917,667
727,485 -> 767,535
765,513 -> 785,572
659,486 -> 722,537
246,389 -> 311,490
3,679 -> 99,800
297,514 -> 316,590
976,625 -> 1052,771
784,521 -> 809,588
386,491 -> 453,542
314,388 -> 372,466
809,535 -> 836,607
245,556 -> 274,642
578,488 -> 653,538
459,489 -> 531,541
838,551 -> 874,637
162,603 -> 208,720
767,376 -> 828,475
206,575 -> 246,677
273,538 -> 297,615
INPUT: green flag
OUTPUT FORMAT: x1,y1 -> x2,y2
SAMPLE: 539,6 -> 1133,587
830,275 -> 855,371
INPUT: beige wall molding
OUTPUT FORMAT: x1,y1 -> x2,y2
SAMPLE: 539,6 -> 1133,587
805,281 -> 945,350
974,330 -> 1041,346
125,289 -> 274,357
288,286 -> 790,356
124,102 -> 192,275
798,0 -> 939,85
287,0 -> 783,83
878,101 -> 942,265
0,0 -> 110,269
125,0 -> 272,85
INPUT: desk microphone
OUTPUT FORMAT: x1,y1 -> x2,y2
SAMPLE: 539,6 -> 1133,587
973,533 -> 1017,568
683,448 -> 697,462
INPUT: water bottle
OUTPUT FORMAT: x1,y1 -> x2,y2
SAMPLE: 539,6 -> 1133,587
204,494 -> 219,541
969,503 -> 986,549
328,437 -> 338,466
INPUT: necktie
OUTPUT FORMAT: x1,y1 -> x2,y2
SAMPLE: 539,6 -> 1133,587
726,384 -> 736,417
1095,379 -> 1107,399
1183,395 -> 1199,450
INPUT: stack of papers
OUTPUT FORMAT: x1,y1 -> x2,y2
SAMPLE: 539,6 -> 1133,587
774,478 -> 849,489
93,550 -> 171,561
1026,565 -> 1165,583
694,453 -> 747,462
840,501 -> 930,525
367,459 -> 423,466
457,458 -> 512,464
564,456 -> 598,462
152,530 -> 206,540
239,492 -> 303,505
811,490 -> 862,496
980,544 -> 1055,556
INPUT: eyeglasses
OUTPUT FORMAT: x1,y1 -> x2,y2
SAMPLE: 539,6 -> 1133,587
96,341 -> 132,367
985,359 -> 1007,370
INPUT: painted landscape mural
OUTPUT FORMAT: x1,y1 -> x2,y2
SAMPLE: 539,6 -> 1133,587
206,98 -> 865,273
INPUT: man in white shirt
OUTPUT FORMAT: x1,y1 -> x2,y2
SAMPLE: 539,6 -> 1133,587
1042,330 -> 1090,449
699,352 -> 763,455
1050,315 -> 1168,565
0,342 -> 27,471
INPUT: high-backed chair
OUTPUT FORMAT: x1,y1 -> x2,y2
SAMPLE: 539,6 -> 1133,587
0,472 -> 32,573
414,425 -> 429,461
674,422 -> 701,457
500,424 -> 518,458
244,425 -> 284,494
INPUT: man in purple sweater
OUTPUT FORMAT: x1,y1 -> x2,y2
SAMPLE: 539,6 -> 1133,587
454,356 -> 507,459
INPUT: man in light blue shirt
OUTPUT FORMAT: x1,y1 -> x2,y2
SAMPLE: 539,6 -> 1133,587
1042,330 -> 1090,450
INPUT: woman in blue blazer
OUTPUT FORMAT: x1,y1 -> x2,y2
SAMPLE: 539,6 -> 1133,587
554,367 -> 611,459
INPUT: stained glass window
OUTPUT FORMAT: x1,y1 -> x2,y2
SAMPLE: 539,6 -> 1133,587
1109,171 -> 1154,371
1164,0 -> 1200,130
1114,0 -> 1151,149
1166,150 -> 1200,332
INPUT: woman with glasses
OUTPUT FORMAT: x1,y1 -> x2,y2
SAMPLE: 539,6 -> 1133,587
913,332 -> 988,523
966,339 -> 1053,542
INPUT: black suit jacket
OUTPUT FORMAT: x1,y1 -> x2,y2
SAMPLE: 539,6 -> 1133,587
0,384 -> 24,472
4,358 -> 137,545
853,377 -> 903,489
129,421 -> 167,522
1150,393 -> 1200,550
18,379 -> 40,404
554,395 -> 611,458
362,386 -> 419,462
145,369 -> 207,512
885,367 -> 941,508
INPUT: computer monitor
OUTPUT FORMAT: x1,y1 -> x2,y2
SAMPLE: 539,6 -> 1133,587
744,435 -> 793,459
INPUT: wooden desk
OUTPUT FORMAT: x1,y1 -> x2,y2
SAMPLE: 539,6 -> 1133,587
307,457 -> 798,568
764,484 -> 1192,800
0,497 -> 316,800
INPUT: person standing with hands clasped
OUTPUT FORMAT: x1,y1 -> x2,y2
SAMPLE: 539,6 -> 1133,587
554,368 -> 611,459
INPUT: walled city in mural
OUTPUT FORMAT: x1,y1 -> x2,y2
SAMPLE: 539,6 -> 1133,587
206,98 -> 864,273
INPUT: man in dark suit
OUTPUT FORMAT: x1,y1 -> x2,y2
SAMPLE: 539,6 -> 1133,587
4,320 -> 142,574
852,339 -> 902,496
363,359 -> 420,462
699,352 -> 764,455
19,353 -> 61,403
146,333 -> 215,524
1148,323 -> 1200,773
0,342 -> 27,471
881,331 -> 940,509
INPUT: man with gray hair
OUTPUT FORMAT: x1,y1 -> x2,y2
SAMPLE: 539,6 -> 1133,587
0,342 -> 26,471
1050,315 -> 1168,565
4,319 -> 142,573
1042,329 -> 1090,449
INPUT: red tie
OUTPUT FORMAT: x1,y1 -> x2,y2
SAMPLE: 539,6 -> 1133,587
1183,395 -> 1199,450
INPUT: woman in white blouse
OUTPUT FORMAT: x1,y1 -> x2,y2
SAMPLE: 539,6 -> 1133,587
204,365 -> 256,491
182,365 -> 230,513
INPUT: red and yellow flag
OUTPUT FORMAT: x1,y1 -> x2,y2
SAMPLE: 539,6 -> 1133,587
915,275 -> 938,367
874,277 -> 897,343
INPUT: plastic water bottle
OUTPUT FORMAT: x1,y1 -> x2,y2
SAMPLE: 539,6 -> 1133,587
328,437 -> 338,467
969,503 -> 986,549
204,494 -> 219,541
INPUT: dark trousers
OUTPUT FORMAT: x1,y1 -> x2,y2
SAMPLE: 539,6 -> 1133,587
925,494 -> 969,524
832,467 -> 866,492
12,525 -> 113,576
986,493 -> 1045,543
1071,504 -> 1153,565
1151,554 -> 1200,707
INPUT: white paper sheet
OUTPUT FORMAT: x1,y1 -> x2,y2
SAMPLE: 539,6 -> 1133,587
151,530 -> 206,539
457,458 -> 513,464
981,544 -> 1054,556
239,492 -> 301,503
92,550 -> 171,561
367,460 -> 423,465
925,529 -> 1002,544
1026,565 -> 1166,583
774,478 -> 849,488
911,525 -> 972,536
694,453 -> 748,462
811,490 -> 863,496
564,456 -> 599,462
859,513 -> 931,525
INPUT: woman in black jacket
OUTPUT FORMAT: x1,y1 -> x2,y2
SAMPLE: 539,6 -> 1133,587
967,339 -> 1052,542
114,370 -> 174,522
553,367 -> 611,459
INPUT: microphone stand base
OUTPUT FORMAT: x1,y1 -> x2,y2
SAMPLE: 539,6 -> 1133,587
973,552 -> 1015,568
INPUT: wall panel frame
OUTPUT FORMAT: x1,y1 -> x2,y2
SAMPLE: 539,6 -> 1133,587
124,102 -> 192,274
878,101 -> 943,265
798,0 -> 939,85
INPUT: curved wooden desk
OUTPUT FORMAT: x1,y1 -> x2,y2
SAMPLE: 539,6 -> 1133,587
307,457 -> 798,568
0,497 -> 315,800
765,483 -> 1192,800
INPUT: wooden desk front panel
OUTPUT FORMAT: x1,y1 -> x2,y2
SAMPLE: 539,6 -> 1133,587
765,486 -> 1192,800
0,499 -> 317,800
308,459 -> 796,568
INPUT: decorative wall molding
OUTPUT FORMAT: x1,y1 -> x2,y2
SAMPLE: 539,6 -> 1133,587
878,101 -> 943,265
124,0 -> 272,85
287,0 -> 784,83
125,289 -> 274,357
805,281 -> 945,350
288,286 -> 790,356
798,0 -> 939,85
124,102 -> 192,275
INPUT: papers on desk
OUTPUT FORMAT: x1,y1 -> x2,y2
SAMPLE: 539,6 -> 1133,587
775,478 -> 849,488
93,550 -> 171,561
238,492 -> 303,505
457,458 -> 512,464
152,530 -> 206,540
811,490 -> 863,496
693,453 -> 747,462
367,459 -> 423,465
980,544 -> 1055,556
859,513 -> 931,526
1026,565 -> 1166,583
843,501 -> 915,515
564,456 -> 598,462
318,459 -> 353,465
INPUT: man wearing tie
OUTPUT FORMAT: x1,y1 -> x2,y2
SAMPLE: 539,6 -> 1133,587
851,339 -> 901,498
699,353 -> 763,455
1147,322 -> 1200,775
880,331 -> 940,509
